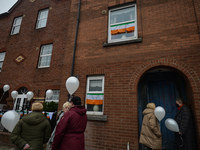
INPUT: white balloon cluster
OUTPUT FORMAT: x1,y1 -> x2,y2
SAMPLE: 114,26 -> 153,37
1,87 -> 34,132
154,106 -> 179,132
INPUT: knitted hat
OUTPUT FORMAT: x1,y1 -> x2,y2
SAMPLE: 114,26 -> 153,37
31,102 -> 43,112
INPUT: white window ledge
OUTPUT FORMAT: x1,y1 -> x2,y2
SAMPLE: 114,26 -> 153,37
103,38 -> 142,47
87,115 -> 107,122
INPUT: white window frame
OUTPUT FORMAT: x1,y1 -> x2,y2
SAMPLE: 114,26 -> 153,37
0,52 -> 6,72
38,44 -> 53,68
11,16 -> 23,35
85,76 -> 105,115
45,90 -> 60,103
13,94 -> 28,111
36,8 -> 49,29
108,4 -> 138,43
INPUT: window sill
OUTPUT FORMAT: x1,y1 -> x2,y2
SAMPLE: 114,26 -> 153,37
103,37 -> 142,47
87,114 -> 107,122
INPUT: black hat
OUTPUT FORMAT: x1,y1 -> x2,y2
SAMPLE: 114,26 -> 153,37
71,96 -> 82,105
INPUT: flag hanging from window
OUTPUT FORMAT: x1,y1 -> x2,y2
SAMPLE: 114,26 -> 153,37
86,93 -> 104,105
111,21 -> 135,35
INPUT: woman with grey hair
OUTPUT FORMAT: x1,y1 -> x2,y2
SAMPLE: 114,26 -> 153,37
139,103 -> 162,150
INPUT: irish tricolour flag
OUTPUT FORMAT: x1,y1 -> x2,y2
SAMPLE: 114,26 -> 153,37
111,21 -> 135,35
86,93 -> 104,105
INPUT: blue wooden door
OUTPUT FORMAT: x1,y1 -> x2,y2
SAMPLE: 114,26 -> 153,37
148,80 -> 177,149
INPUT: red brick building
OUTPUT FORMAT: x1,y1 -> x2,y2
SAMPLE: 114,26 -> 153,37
0,0 -> 200,149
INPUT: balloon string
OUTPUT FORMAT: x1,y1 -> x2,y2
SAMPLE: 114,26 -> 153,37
0,92 -> 5,102
180,135 -> 183,147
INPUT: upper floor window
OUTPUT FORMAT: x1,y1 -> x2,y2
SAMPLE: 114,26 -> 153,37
11,16 -> 23,35
0,52 -> 6,72
45,90 -> 60,103
108,4 -> 137,43
36,9 -> 49,29
85,76 -> 104,115
38,44 -> 53,68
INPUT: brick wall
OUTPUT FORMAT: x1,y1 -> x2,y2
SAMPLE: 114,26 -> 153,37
0,0 -> 200,149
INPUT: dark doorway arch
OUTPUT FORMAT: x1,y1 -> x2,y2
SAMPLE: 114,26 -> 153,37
138,67 -> 188,150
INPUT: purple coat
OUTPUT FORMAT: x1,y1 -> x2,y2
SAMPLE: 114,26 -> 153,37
51,106 -> 87,150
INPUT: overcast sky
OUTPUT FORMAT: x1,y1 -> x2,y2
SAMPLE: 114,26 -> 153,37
0,0 -> 18,14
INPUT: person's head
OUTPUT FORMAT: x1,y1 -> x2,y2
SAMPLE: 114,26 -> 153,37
146,103 -> 156,110
71,96 -> 82,106
176,98 -> 184,107
31,102 -> 43,112
62,101 -> 71,112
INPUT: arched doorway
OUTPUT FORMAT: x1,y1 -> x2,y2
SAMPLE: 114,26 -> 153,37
138,67 -> 188,150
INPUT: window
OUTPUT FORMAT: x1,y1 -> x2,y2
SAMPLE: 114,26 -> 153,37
45,90 -> 60,103
108,4 -> 137,43
36,9 -> 49,29
13,94 -> 28,111
11,16 -> 23,35
0,52 -> 6,72
38,44 -> 53,68
85,76 -> 104,115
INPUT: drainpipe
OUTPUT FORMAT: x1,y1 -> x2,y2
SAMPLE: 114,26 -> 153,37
71,0 -> 81,76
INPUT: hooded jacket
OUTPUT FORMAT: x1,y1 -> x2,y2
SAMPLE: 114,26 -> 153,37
10,112 -> 51,150
52,106 -> 87,150
139,108 -> 162,149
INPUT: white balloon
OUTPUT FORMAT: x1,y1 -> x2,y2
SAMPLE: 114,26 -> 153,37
93,105 -> 99,111
26,91 -> 34,101
66,76 -> 79,95
3,84 -> 10,92
165,118 -> 179,132
154,106 -> 165,121
1,110 -> 20,132
46,89 -> 53,99
11,91 -> 18,99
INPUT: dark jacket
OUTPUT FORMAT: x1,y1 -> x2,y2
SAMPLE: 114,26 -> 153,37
52,106 -> 87,150
175,105 -> 197,150
139,108 -> 162,149
10,112 -> 51,150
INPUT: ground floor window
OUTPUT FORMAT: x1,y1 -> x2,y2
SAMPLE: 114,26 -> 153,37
85,76 -> 104,115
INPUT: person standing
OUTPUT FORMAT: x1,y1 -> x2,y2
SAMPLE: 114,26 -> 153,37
175,99 -> 197,150
46,101 -> 71,150
139,103 -> 162,150
11,102 -> 51,150
52,96 -> 87,150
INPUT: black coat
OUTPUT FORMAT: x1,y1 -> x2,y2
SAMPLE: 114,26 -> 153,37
175,105 -> 197,150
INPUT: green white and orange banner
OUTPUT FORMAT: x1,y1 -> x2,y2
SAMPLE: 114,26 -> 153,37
111,21 -> 135,35
86,93 -> 104,105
